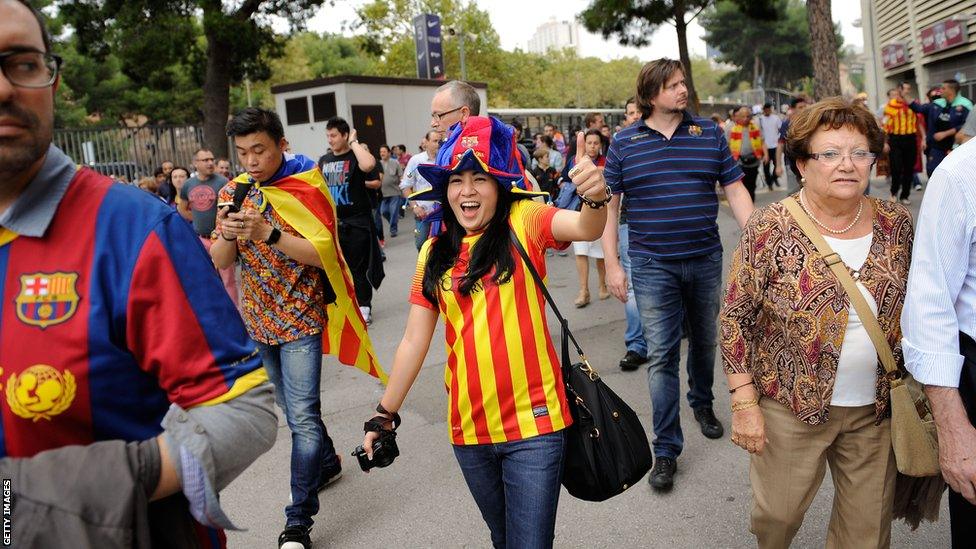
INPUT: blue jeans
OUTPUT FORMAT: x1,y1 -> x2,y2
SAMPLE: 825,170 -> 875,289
453,431 -> 566,549
414,217 -> 431,251
256,333 -> 338,529
630,251 -> 723,459
379,195 -> 400,236
619,223 -> 647,358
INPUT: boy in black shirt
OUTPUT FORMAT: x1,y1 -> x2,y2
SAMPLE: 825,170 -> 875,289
317,117 -> 382,324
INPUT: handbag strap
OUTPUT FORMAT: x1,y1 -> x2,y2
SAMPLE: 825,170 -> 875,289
508,229 -> 586,365
781,196 -> 899,377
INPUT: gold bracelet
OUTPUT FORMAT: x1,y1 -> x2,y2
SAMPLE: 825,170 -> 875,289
731,398 -> 759,412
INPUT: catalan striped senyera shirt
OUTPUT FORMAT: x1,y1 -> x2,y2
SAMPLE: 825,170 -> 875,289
409,199 -> 572,445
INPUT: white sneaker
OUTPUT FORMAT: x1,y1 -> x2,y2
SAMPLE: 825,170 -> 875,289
359,306 -> 372,326
900,198 -> 912,205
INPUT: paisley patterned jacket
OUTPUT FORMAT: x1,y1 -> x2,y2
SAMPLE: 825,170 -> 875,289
720,197 -> 914,425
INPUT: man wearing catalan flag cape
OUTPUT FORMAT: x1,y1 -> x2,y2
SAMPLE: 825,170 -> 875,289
211,107 -> 386,549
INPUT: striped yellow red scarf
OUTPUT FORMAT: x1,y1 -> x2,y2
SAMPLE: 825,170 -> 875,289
729,121 -> 764,160
883,98 -> 917,135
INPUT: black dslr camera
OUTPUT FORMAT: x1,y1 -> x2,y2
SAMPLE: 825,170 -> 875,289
353,405 -> 401,471
352,428 -> 399,471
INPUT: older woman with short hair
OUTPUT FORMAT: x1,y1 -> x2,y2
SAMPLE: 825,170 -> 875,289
720,97 -> 914,548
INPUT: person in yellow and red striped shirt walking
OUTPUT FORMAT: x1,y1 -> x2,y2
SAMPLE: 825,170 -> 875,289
881,87 -> 918,204
360,117 -> 610,549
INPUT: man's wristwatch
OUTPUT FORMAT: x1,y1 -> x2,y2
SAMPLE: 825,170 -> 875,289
265,227 -> 282,245
350,139 -> 359,146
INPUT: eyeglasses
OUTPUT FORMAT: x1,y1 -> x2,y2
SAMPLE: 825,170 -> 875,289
0,50 -> 62,89
431,106 -> 464,122
808,150 -> 877,166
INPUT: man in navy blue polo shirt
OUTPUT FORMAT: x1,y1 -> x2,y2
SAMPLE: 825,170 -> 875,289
601,58 -> 754,492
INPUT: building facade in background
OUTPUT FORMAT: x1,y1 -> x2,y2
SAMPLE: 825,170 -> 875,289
861,0 -> 976,109
527,18 -> 581,55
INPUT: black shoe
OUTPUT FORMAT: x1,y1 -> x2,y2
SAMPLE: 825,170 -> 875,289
317,457 -> 342,491
649,456 -> 676,491
694,407 -> 724,439
279,525 -> 311,549
618,350 -> 647,371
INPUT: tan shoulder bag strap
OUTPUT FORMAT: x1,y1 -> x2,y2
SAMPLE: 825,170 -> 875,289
781,197 -> 898,375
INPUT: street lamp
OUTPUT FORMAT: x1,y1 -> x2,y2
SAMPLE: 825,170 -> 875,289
446,24 -> 477,81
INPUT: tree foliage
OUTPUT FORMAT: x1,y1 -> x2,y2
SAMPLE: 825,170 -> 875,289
700,0 -> 842,93
47,0 -> 741,132
55,0 -> 326,156
352,0 -> 646,108
579,0 -> 711,111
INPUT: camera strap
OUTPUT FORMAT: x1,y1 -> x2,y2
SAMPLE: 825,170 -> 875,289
364,403 -> 401,433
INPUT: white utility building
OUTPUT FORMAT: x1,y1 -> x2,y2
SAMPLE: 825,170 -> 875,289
271,75 -> 488,160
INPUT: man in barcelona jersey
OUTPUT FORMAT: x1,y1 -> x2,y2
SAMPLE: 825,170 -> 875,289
0,1 -> 278,547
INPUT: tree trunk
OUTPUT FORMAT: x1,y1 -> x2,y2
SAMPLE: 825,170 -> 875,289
201,30 -> 233,159
674,4 -> 700,114
807,0 -> 840,100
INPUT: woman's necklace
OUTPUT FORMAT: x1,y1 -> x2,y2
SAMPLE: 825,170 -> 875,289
798,189 -> 863,235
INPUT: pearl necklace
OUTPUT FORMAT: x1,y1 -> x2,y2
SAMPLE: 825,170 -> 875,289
798,189 -> 863,235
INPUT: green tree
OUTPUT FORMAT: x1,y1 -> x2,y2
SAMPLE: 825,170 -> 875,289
352,0 -> 646,109
579,0 -> 711,112
240,32 -> 380,111
57,0 -> 327,157
688,56 -> 732,100
700,0 -> 841,92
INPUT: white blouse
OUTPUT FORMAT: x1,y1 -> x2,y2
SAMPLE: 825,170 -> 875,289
824,233 -> 878,407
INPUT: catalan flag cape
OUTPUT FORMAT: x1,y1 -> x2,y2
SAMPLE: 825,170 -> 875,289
234,154 -> 387,383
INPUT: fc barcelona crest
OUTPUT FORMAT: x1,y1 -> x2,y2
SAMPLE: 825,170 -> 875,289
460,136 -> 479,149
15,272 -> 80,329
688,125 -> 703,137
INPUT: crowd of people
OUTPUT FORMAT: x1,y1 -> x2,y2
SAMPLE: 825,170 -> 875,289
2,1 -> 976,548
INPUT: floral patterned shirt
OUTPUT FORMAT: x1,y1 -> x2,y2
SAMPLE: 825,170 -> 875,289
720,197 -> 914,425
218,182 -> 327,345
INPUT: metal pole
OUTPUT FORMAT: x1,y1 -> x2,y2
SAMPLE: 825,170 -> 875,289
245,76 -> 253,107
459,19 -> 467,81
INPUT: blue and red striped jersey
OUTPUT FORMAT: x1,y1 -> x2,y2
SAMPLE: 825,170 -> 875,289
0,167 -> 263,457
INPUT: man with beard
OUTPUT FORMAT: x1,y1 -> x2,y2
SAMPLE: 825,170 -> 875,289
180,147 -> 238,306
216,157 -> 233,179
0,1 -> 276,546
601,59 -> 754,491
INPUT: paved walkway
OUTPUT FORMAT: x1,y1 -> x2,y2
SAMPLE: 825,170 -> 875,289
223,179 -> 951,547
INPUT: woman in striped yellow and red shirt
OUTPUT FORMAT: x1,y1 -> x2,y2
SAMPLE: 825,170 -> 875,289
361,117 -> 610,548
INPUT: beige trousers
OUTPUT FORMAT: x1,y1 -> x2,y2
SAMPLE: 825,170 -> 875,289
749,398 -> 897,549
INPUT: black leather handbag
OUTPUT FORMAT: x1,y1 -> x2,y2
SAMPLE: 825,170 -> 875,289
510,231 -> 653,501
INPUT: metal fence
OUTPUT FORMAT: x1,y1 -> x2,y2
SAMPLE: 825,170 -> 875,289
53,124 -> 234,182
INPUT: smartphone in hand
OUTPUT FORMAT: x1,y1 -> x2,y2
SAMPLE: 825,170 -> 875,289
217,201 -> 240,214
